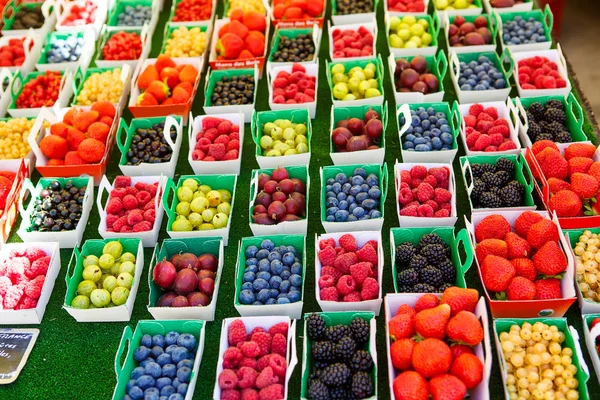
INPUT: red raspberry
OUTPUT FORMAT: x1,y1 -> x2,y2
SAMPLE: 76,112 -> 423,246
343,291 -> 362,302
488,125 -> 509,137
111,187 -> 127,199
423,175 -> 438,188
424,199 -> 439,212
483,107 -> 499,120
127,209 -> 144,226
122,195 -> 138,210
241,388 -> 259,400
400,204 -> 418,216
227,139 -> 240,152
434,209 -> 450,217
223,150 -> 239,160
268,353 -> 287,378
477,112 -> 494,122
410,165 -> 428,179
338,234 -> 357,252
106,197 -> 123,214
251,332 -> 272,357
543,76 -> 557,89
218,120 -> 233,135
476,120 -> 494,134
417,204 -> 434,217
204,128 -> 219,143
365,240 -> 378,250
228,319 -> 247,346
259,384 -> 284,400
334,253 -> 357,273
256,367 -> 279,389
474,134 -> 492,151
197,137 -> 211,152
336,275 -> 357,296
522,83 -> 537,90
239,358 -> 258,370
229,131 -> 240,140
320,286 -> 339,301
469,104 -> 484,117
208,143 -> 227,160
356,244 -> 378,265
143,209 -> 155,224
398,187 -> 413,205
519,73 -> 530,84
317,246 -> 336,267
25,256 -> 51,279
271,333 -> 287,357
136,190 -> 151,206
490,133 -> 504,146
106,214 -> 119,229
466,131 -> 481,149
268,322 -> 288,337
318,274 -> 334,289
350,262 -> 371,285
237,366 -> 259,389
441,202 -> 452,212
319,238 -> 335,250
416,182 -> 435,202
434,188 -> 452,204
218,369 -> 238,390
499,141 -> 517,151
556,78 -> 567,88
221,389 -> 241,400
133,220 -> 152,232
15,295 -> 37,310
0,276 -> 11,297
3,285 -> 23,309
250,327 -> 265,335
464,115 -> 477,128
257,354 -> 272,371
241,341 -> 261,358
113,176 -> 131,188
24,248 -> 46,263
534,74 -> 545,89
400,170 -> 411,182
484,145 -> 498,152
360,277 -> 380,300
201,116 -> 222,130
7,257 -> 28,284
24,275 -> 44,299
120,225 -> 133,233
214,134 -> 230,146
321,266 -> 342,283
223,346 -> 243,368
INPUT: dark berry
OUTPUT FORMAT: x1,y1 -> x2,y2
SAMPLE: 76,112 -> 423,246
412,283 -> 437,293
350,317 -> 370,345
335,336 -> 357,361
308,379 -> 330,400
312,341 -> 335,363
408,255 -> 428,272
437,259 -> 456,284
495,158 -> 515,175
307,313 -> 327,341
419,266 -> 444,288
351,371 -> 374,398
420,244 -> 447,266
349,350 -> 373,372
326,325 -> 352,343
322,363 -> 352,387
395,242 -> 416,266
479,192 -> 503,208
397,268 -> 419,287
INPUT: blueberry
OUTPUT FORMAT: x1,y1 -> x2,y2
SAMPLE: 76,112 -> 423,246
176,334 -> 196,351
243,271 -> 255,283
176,383 -> 188,395
269,275 -> 283,289
239,289 -> 255,304
326,178 -> 335,185
277,296 -> 291,304
356,192 -> 368,203
353,207 -> 365,218
152,335 -> 165,349
350,185 -> 362,196
338,200 -> 348,210
127,379 -> 137,392
280,269 -> 291,280
334,209 -> 349,222
280,280 -> 291,293
288,290 -> 301,302
141,335 -> 152,348
253,278 -> 269,292
362,198 -> 377,210
134,346 -> 152,362
336,192 -> 347,201
326,184 -> 332,193
261,239 -> 275,251
267,251 -> 282,262
245,245 -> 258,258
136,375 -> 155,391
151,346 -> 164,359
432,137 -> 442,150
168,394 -> 184,400
245,257 -> 258,266
165,345 -> 179,355
171,347 -> 189,364
165,331 -> 180,346
172,378 -> 181,389
370,210 -> 382,219
494,79 -> 506,89
326,191 -> 336,200
156,377 -> 172,390
461,84 -> 473,91
342,183 -> 351,193
256,249 -> 269,259
289,274 -> 302,287
156,353 -> 172,367
132,366 -> 146,379
176,366 -> 192,383
326,206 -> 339,216
144,387 -> 160,400
257,288 -> 271,303
326,215 -> 335,222
241,282 -> 253,292
351,175 -> 364,186
326,197 -> 339,208
124,396 -> 134,400
266,298 -> 277,304
282,252 -> 295,265
129,386 -> 144,400
335,173 -> 347,185
347,195 -> 355,204
291,262 -> 302,275
145,362 -> 162,379
257,271 -> 271,281
368,187 -> 381,199
411,116 -> 420,127
366,174 -> 379,186
160,385 -> 175,397
353,168 -> 367,178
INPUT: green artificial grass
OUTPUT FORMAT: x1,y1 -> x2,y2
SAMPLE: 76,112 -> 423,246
2,0 -> 600,399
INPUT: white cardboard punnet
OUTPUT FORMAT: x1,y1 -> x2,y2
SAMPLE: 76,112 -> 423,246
95,23 -> 153,70
7,69 -> 74,118
444,13 -> 497,55
328,19 -> 377,62
582,317 -> 600,384
107,0 -> 159,35
495,9 -> 552,53
267,61 -> 318,118
55,0 -> 108,39
388,52 -> 447,104
327,56 -> 385,107
0,29 -> 42,75
169,0 -> 217,27
1,0 -> 57,38
203,66 -> 259,124
0,242 -> 61,324
511,46 -> 572,98
267,24 -> 322,70
386,12 -> 439,58
35,29 -> 95,73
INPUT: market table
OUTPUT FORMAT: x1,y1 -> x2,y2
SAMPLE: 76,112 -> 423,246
1,0 -> 599,399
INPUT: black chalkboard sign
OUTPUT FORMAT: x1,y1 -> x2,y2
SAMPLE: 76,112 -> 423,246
0,329 -> 39,384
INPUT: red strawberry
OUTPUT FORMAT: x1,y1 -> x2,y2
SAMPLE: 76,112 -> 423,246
533,241 -> 567,275
429,374 -> 467,400
527,219 -> 559,250
481,255 -> 516,293
568,157 -> 593,176
548,177 -> 571,194
505,232 -> 531,259
412,338 -> 452,378
415,294 -> 439,312
393,371 -> 429,400
475,239 -> 507,264
571,173 -> 599,199
415,304 -> 451,339
534,278 -> 562,299
450,344 -> 475,360
390,338 -> 416,371
514,211 -> 543,238
564,142 -> 597,160
446,311 -> 484,346
511,258 -> 537,281
541,152 -> 569,180
389,313 -> 415,340
551,190 -> 583,217
395,304 -> 417,318
506,276 -> 536,300
441,287 -> 479,315
475,215 -> 510,242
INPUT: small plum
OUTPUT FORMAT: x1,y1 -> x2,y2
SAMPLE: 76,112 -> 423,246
187,291 -> 209,306
198,278 -> 215,297
157,292 -> 178,307
197,253 -> 218,272
171,296 -> 189,307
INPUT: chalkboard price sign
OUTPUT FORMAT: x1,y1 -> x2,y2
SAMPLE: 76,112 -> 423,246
0,328 -> 39,384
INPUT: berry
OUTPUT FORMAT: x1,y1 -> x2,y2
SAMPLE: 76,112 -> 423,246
507,276 -> 536,300
326,325 -> 352,342
429,374 -> 467,400
534,278 -> 562,299
475,214 -> 510,242
550,189 -> 582,217
533,241 -> 567,275
228,320 -> 247,346
307,313 -> 326,341
389,313 -> 415,341
322,363 -> 351,387
446,311 -> 484,346
351,371 -> 374,398
527,219 -> 559,249
412,338 -> 452,378
307,379 -> 329,400
349,349 -> 373,372
350,317 -> 370,345
393,371 -> 429,400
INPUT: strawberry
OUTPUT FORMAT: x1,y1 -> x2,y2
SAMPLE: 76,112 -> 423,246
535,147 -> 561,165
475,239 -> 507,264
415,294 -> 439,312
441,287 -> 479,315
531,139 -> 559,156
338,234 -> 357,252
446,311 -> 484,346
474,215 -> 511,243
511,258 -> 537,281
395,304 -> 417,319
589,162 -> 600,183
550,190 -> 582,217
393,371 -> 429,400
507,276 -> 536,300
527,219 -> 559,250
564,142 -> 597,160
548,177 -> 571,194
571,173 -> 599,199
389,313 -> 415,340
412,338 -> 452,378
415,304 -> 451,339
429,374 -> 467,400
356,243 -> 378,265
481,255 -> 515,293
541,152 -> 568,180
450,344 -> 475,360
514,211 -> 543,238
534,278 -> 562,299
504,232 -> 530,259
390,338 -> 416,371
533,241 -> 567,275
568,157 -> 593,176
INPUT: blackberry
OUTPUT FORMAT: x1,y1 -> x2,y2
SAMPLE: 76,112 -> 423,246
322,363 -> 352,387
413,283 -> 437,293
335,336 -> 357,361
330,386 -> 350,399
471,179 -> 487,202
527,122 -> 541,141
506,180 -> 524,194
420,244 -> 447,266
350,317 -> 370,345
545,99 -> 565,111
398,285 -> 413,293
525,110 -> 537,124
350,350 -> 374,372
308,379 -> 330,400
471,163 -> 495,177
326,325 -> 352,342
544,108 -> 566,125
409,254 -> 428,271
495,157 -> 515,175
481,171 -> 503,188
312,341 -> 335,362
439,282 -> 453,292
488,186 -> 501,197
527,102 -> 545,121
495,171 -> 511,187
397,268 -> 419,287
555,130 -> 572,143
418,233 -> 445,250
535,132 -> 554,142
546,121 -> 564,137
310,363 -> 328,380
437,258 -> 456,284
395,242 -> 416,266
351,371 -> 374,398
419,266 -> 444,288
500,184 -> 524,207
479,192 -> 503,208
307,313 -> 327,340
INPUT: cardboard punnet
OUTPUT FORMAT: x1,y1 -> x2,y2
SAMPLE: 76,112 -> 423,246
7,69 -> 74,118
515,93 -> 586,148
214,316 -> 298,399
27,106 -> 119,184
35,30 -> 95,73
17,176 -> 93,248
385,294 -> 492,400
147,237 -> 224,321
163,174 -> 237,246
0,69 -> 15,116
449,49 -> 513,104
55,0 -> 108,39
465,210 -> 577,318
320,163 -> 387,233
95,24 -> 153,70
234,234 -> 306,319
251,108 -> 312,168
0,159 -> 29,245
1,0 -> 57,37
209,18 -> 270,76
267,61 -> 319,118
63,238 -> 144,322
203,67 -> 258,124
112,320 -> 206,400
106,0 -> 159,35
511,45 -> 572,99
97,175 -> 167,247
329,102 -> 387,166
396,101 -> 459,164
160,21 -> 212,68
564,228 -> 600,315
269,0 -> 325,28
72,64 -> 132,116
394,161 -> 458,227
267,25 -> 322,69
494,318 -> 590,400
314,231 -> 383,314
524,142 -> 598,230
0,29 -> 43,75
445,13 -> 498,55
389,227 -> 473,293
331,0 -> 379,24
223,0 -> 268,17
386,12 -> 440,58
582,314 -> 600,384
328,19 -> 377,62
188,112 -> 245,175
130,57 -> 202,124
0,242 -> 61,324
116,115 -> 183,178
456,99 -> 522,156
300,311 -> 377,400
483,0 -> 533,14
384,0 -> 429,17
388,50 -> 447,104
168,0 -> 217,26
459,153 -> 536,213
435,0 -> 483,27
495,6 -> 552,53
326,55 -> 384,107
248,165 -> 309,236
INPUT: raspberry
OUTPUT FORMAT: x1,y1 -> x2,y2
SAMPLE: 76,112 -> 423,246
417,204 -> 434,217
268,322 -> 289,337
218,369 -> 238,390
259,384 -> 284,400
334,246 -> 345,255
474,134 -> 492,151
434,188 -> 452,204
122,194 -> 138,210
106,214 -> 119,229
144,201 -> 155,211
120,226 -> 133,233
136,190 -> 151,206
556,78 -> 567,88
227,139 -> 240,152
271,333 -> 287,357
145,183 -> 158,197
113,176 -> 132,188
239,357 -> 258,369
400,204 -> 418,216
208,143 -> 227,160
268,353 -> 287,378
221,389 -> 241,400
111,187 -> 127,199
133,221 -> 153,232
15,295 -> 37,310
361,277 -> 379,300
494,119 -> 509,128
319,238 -> 335,250
0,276 -> 11,296
217,120 -> 233,135
201,116 -> 222,130
469,104 -> 484,117
223,346 -> 243,368
410,165 -> 428,179
251,332 -> 272,357
318,246 -> 336,267
127,209 -> 144,226
228,319 -> 247,346
257,354 -> 272,371
398,187 -> 413,205
410,178 -> 423,189
256,367 -> 279,389
3,285 -> 23,309
25,256 -> 50,279
499,141 -> 517,151
365,240 -> 378,250
343,291 -> 362,302
112,216 -> 128,232
241,341 -> 261,358
350,262 -> 371,285
464,115 -> 477,128
466,131 -> 481,149
339,234 -> 357,252
106,197 -> 123,215
237,366 -> 259,389
336,275 -> 357,296
241,388 -> 259,400
24,275 -> 44,299
320,286 -> 339,301
476,120 -> 494,134
143,209 -> 155,224
251,327 -> 265,335
488,125 -> 510,137
416,183 -> 435,202
134,182 -> 146,191
322,266 -> 342,283
434,209 -> 451,218
24,248 -> 46,263
490,133 -> 504,146
543,76 -> 557,89
356,244 -> 378,265
7,257 -> 28,284
423,175 -> 438,188
223,150 -> 239,160
334,253 -> 357,273
483,107 -> 499,120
